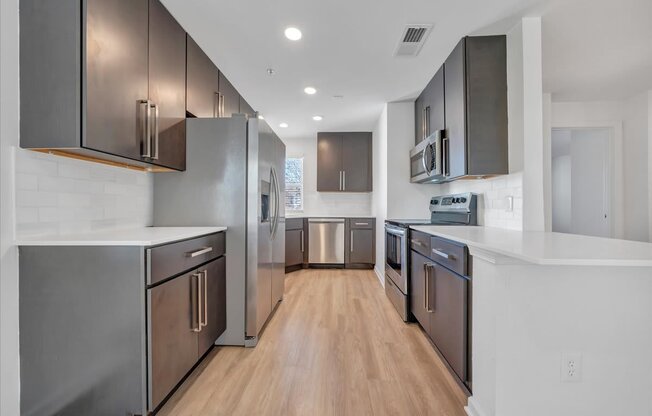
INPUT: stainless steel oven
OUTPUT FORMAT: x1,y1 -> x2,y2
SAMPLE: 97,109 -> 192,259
410,131 -> 444,183
385,224 -> 409,320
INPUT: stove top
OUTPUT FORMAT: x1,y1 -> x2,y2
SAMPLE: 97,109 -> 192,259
386,192 -> 478,228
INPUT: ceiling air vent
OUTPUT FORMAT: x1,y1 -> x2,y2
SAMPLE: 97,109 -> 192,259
394,24 -> 433,57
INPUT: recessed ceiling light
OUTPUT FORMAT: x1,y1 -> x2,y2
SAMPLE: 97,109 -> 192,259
266,68 -> 275,76
279,122 -> 289,128
312,115 -> 323,121
304,86 -> 317,95
284,27 -> 302,41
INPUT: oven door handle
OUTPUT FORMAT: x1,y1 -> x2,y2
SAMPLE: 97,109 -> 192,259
385,226 -> 406,237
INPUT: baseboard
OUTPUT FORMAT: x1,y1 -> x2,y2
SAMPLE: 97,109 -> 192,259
373,265 -> 384,287
465,397 -> 490,416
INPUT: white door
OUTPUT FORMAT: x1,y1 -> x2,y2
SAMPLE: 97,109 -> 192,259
551,128 -> 612,238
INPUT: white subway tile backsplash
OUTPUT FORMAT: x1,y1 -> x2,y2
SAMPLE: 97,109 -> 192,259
15,149 -> 153,237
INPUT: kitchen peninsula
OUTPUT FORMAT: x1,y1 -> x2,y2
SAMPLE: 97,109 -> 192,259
410,225 -> 652,416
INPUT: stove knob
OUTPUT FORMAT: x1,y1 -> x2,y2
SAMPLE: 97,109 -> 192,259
453,198 -> 460,204
460,197 -> 467,203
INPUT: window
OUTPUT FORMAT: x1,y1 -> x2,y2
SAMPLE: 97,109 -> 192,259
285,157 -> 303,211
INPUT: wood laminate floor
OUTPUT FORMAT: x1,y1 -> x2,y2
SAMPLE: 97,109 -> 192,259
159,269 -> 468,416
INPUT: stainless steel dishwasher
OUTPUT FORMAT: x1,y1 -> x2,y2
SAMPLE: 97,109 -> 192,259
308,218 -> 345,264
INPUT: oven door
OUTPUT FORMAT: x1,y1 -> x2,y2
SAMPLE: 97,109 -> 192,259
384,224 -> 408,293
410,132 -> 443,183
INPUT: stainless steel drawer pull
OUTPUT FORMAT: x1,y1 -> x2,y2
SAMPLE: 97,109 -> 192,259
140,99 -> 152,158
432,248 -> 452,260
411,239 -> 423,247
354,222 -> 368,226
201,270 -> 208,328
151,102 -> 159,160
186,247 -> 213,258
300,230 -> 304,253
350,231 -> 354,252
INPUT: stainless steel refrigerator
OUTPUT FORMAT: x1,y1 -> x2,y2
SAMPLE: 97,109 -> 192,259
153,115 -> 286,346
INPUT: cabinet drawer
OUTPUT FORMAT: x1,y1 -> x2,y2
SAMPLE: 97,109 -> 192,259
349,218 -> 374,229
286,218 -> 304,231
148,232 -> 225,285
429,236 -> 467,275
410,230 -> 431,258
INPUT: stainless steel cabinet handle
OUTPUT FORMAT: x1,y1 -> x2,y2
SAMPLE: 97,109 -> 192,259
432,248 -> 452,260
300,230 -> 304,253
192,272 -> 202,332
411,238 -> 423,247
343,171 -> 346,191
220,93 -> 225,117
140,100 -> 152,158
201,270 -> 208,328
350,230 -> 354,252
186,247 -> 213,258
151,103 -> 159,160
422,108 -> 426,140
339,171 -> 342,191
425,106 -> 430,137
354,222 -> 368,226
424,264 -> 430,311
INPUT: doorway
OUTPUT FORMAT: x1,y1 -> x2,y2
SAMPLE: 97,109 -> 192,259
551,127 -> 614,238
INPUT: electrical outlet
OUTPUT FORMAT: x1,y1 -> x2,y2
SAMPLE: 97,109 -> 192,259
561,353 -> 582,382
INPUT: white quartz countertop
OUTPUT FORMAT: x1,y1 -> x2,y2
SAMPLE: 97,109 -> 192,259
409,226 -> 652,267
16,226 -> 227,247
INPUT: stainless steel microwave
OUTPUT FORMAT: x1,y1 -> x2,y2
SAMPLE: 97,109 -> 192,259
410,131 -> 445,183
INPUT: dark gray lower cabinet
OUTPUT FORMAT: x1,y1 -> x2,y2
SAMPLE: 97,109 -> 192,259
18,231 -> 226,415
409,235 -> 469,389
345,218 -> 375,268
285,218 -> 306,272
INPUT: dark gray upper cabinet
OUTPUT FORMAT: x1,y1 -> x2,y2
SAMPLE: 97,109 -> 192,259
240,96 -> 255,119
186,35 -> 220,118
20,0 -> 187,171
345,218 -> 375,267
148,0 -> 186,171
415,66 -> 445,146
317,132 -> 373,192
444,36 -> 508,179
218,72 -> 241,117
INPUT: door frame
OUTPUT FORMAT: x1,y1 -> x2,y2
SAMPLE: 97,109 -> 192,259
549,121 -> 623,239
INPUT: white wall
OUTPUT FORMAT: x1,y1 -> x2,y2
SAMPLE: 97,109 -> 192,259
15,150 -> 153,238
372,105 -> 388,283
283,136 -> 373,217
1,0 -> 20,413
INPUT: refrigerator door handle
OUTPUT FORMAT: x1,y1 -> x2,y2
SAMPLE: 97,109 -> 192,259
271,167 -> 281,239
269,168 -> 275,237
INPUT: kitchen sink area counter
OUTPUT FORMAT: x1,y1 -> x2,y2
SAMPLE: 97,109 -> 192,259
408,225 -> 652,416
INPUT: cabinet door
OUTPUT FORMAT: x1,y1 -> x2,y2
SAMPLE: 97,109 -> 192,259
148,272 -> 199,410
148,0 -> 186,171
425,66 -> 446,138
186,35 -> 219,118
349,228 -> 374,264
415,94 -> 424,146
428,263 -> 468,383
286,229 -> 304,267
218,72 -> 240,117
240,96 -> 255,118
444,38 -> 467,179
341,132 -> 372,192
317,133 -> 343,191
198,257 -> 227,357
409,251 -> 431,329
84,0 -> 148,160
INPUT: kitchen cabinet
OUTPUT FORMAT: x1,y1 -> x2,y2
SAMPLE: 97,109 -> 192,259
317,132 -> 373,192
148,0 -> 187,170
20,0 -> 188,171
186,35 -> 220,118
18,231 -> 227,415
345,218 -> 375,268
285,218 -> 306,272
415,66 -> 445,146
219,72 -> 241,117
408,231 -> 469,388
240,96 -> 255,118
444,36 -> 508,179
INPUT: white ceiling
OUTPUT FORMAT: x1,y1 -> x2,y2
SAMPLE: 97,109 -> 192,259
162,0 -> 540,142
541,0 -> 652,101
